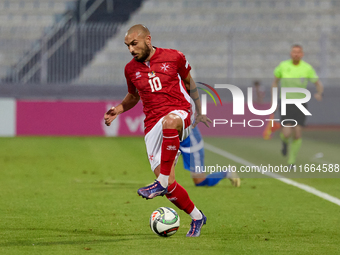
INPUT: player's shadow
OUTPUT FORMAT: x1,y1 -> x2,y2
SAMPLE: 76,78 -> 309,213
0,227 -> 155,247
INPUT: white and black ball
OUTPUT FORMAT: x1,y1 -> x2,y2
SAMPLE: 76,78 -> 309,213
150,207 -> 180,237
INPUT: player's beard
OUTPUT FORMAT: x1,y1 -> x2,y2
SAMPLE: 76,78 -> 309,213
135,42 -> 151,62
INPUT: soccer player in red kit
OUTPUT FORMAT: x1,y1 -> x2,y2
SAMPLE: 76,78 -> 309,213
104,24 -> 211,237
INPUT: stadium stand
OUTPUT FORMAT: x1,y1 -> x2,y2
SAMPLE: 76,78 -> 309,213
0,0 -> 74,80
0,0 -> 73,77
1,0 -> 143,83
75,0 -> 340,85
1,0 -> 340,84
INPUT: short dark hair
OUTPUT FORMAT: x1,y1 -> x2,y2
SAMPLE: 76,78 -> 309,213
291,44 -> 303,50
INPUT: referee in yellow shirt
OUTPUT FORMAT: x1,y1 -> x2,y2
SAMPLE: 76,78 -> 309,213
272,45 -> 324,167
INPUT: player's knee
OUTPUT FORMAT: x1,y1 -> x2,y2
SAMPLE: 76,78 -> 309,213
162,114 -> 181,129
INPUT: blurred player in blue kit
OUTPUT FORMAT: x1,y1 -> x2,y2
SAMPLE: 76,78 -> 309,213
180,126 -> 240,187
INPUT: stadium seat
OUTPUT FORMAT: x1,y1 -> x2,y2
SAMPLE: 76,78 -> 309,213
72,0 -> 340,84
0,0 -> 71,80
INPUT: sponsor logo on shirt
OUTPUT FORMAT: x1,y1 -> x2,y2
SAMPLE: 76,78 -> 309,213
136,71 -> 141,79
148,71 -> 156,78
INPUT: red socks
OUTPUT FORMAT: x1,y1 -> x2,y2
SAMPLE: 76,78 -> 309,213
160,129 -> 180,176
166,181 -> 195,214
160,130 -> 195,215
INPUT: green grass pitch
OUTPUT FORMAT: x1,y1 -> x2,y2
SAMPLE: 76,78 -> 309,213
0,131 -> 340,254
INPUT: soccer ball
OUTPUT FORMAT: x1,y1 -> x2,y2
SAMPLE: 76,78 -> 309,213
150,207 -> 180,237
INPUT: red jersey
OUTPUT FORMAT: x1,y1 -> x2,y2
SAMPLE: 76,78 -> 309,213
124,47 -> 192,134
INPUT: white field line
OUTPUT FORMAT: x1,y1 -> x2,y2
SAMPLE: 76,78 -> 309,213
204,143 -> 340,206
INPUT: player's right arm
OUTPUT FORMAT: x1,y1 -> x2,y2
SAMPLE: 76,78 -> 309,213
104,92 -> 140,126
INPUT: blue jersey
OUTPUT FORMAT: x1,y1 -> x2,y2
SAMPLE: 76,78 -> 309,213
179,126 -> 204,172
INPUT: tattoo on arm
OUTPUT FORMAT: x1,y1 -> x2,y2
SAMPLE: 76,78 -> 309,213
193,97 -> 200,101
189,88 -> 198,93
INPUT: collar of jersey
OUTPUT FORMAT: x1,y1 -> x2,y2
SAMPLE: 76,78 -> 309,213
290,59 -> 304,67
140,46 -> 158,65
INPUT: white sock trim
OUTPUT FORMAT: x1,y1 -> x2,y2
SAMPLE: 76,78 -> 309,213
157,173 -> 169,188
189,206 -> 203,220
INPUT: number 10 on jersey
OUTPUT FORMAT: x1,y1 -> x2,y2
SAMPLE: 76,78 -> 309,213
149,77 -> 162,92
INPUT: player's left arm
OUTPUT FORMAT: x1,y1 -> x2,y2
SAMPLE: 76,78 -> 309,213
183,72 -> 212,128
314,79 -> 324,101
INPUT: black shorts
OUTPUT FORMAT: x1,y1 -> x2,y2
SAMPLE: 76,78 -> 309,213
280,103 -> 307,127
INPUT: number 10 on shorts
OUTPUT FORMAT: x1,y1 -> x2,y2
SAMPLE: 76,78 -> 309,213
149,77 -> 162,92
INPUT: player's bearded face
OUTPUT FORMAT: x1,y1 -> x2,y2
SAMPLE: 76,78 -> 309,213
133,42 -> 151,62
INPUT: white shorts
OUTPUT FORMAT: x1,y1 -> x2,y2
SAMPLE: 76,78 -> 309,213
145,110 -> 193,171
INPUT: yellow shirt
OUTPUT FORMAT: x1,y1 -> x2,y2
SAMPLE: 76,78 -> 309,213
274,59 -> 318,99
